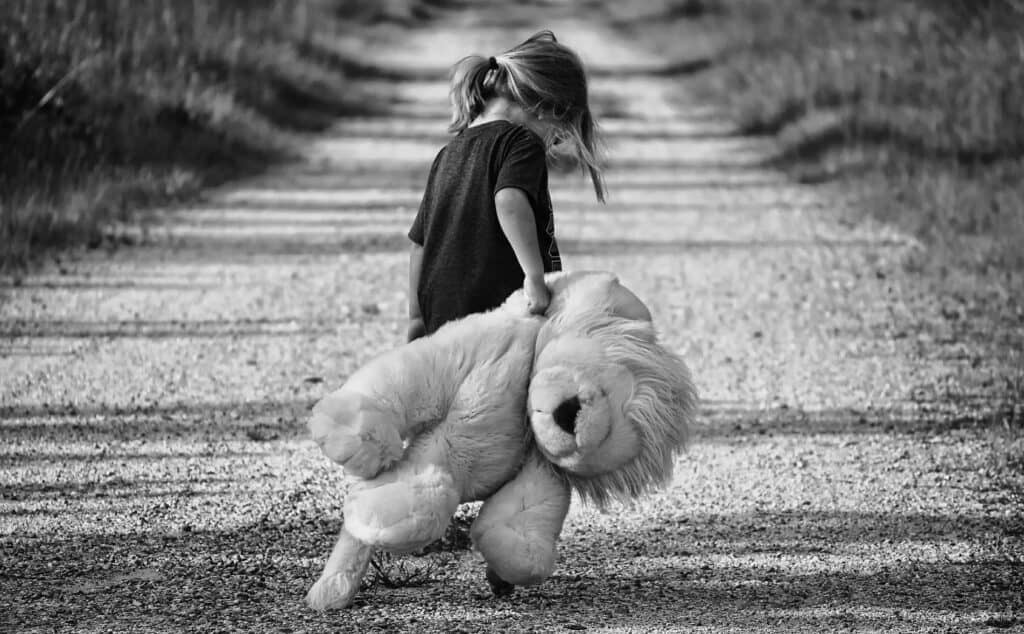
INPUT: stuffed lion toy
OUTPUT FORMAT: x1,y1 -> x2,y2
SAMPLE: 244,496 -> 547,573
305,271 -> 697,611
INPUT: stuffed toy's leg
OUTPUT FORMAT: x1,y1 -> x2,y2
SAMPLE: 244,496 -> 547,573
471,455 -> 571,595
343,453 -> 461,552
306,527 -> 372,611
307,438 -> 461,610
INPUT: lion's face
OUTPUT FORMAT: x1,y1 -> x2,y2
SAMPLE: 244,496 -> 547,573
529,335 -> 640,475
527,299 -> 696,507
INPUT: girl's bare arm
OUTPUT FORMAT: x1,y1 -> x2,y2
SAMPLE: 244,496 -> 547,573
495,187 -> 550,314
408,242 -> 426,340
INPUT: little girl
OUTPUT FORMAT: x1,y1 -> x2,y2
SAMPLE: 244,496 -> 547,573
406,30 -> 606,340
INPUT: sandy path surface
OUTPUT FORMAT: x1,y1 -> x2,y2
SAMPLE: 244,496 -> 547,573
2,3 -> 1021,633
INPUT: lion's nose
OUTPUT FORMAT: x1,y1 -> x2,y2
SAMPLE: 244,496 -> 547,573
552,396 -> 581,434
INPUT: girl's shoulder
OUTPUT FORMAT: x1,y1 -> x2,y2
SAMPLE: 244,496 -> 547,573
506,122 -> 544,148
440,122 -> 544,167
496,120 -> 543,146
459,120 -> 542,146
485,121 -> 546,160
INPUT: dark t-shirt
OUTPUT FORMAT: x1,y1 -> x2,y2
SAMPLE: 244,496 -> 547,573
408,120 -> 561,334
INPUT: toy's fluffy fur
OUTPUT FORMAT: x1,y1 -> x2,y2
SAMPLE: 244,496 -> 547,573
305,271 -> 696,610
542,311 -> 695,507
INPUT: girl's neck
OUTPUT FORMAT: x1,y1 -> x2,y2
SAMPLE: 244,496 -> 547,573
471,97 -> 553,143
470,97 -> 529,128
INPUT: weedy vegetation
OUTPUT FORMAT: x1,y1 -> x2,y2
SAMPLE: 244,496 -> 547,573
367,552 -> 448,589
0,0 -> 401,269
609,0 -> 1024,293
365,502 -> 477,589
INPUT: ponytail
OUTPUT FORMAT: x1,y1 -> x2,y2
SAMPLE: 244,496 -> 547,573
448,55 -> 498,134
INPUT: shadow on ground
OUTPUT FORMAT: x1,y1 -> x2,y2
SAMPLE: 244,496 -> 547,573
2,391 -> 1020,631
1,507 -> 1019,631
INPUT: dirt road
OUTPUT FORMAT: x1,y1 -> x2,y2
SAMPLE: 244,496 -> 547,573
2,3 -> 1021,632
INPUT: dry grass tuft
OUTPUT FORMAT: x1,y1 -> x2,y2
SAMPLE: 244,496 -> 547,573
0,0 -> 391,269
364,503 -> 477,589
367,551 -> 448,589
612,0 -> 1024,289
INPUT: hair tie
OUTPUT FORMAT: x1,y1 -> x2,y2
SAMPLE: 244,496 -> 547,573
488,56 -> 498,70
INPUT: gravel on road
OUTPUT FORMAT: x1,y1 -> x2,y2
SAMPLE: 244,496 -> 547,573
2,4 -> 1021,633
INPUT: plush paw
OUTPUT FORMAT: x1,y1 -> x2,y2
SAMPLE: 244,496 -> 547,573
306,572 -> 360,611
472,522 -> 557,586
309,391 -> 403,478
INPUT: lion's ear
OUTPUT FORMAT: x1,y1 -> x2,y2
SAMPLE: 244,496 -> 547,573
605,280 -> 652,323
546,271 -> 652,323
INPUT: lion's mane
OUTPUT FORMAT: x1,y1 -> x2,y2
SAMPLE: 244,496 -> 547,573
540,303 -> 696,508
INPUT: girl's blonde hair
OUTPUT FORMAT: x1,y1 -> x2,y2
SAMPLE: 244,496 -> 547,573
448,30 -> 606,203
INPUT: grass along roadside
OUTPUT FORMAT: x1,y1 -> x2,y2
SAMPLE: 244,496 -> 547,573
0,0 -> 406,271
607,0 -> 1024,297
